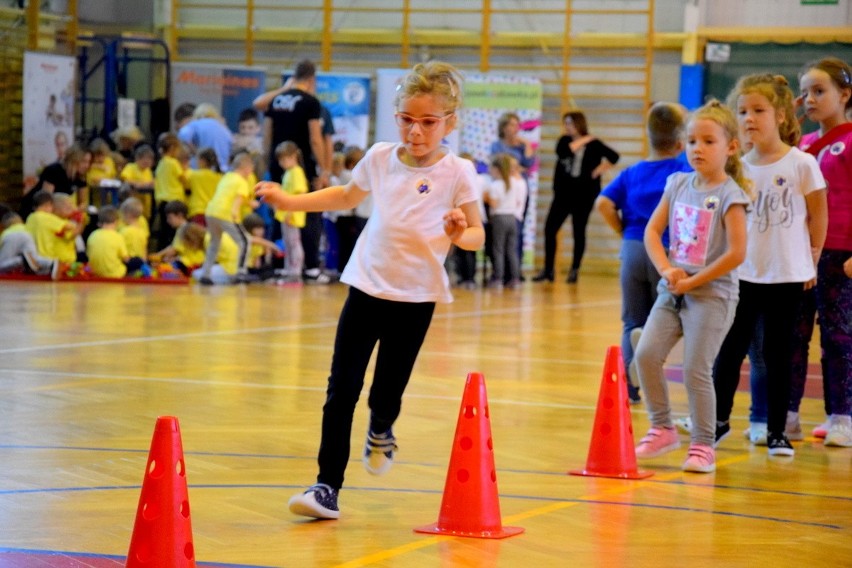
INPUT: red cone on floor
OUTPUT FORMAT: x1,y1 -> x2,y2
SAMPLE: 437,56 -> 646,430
570,346 -> 653,480
415,372 -> 524,539
126,416 -> 196,567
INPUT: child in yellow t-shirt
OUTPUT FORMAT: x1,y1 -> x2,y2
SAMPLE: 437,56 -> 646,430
186,147 -> 223,225
87,138 -> 118,206
273,141 -> 308,280
198,152 -> 258,285
0,211 -> 57,276
87,205 -> 135,278
242,212 -> 282,280
25,191 -> 83,264
120,144 -> 156,220
154,134 -> 189,250
118,197 -> 149,260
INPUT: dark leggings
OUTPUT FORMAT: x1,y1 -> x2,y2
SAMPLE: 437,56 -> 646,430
317,287 -> 435,490
714,281 -> 804,436
541,189 -> 597,273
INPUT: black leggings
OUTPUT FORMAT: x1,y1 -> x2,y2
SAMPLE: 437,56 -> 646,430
317,287 -> 435,490
541,190 -> 597,273
713,281 -> 804,436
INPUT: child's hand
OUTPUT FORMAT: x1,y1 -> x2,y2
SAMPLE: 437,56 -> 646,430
668,276 -> 694,295
661,266 -> 688,287
443,208 -> 467,241
844,256 -> 852,279
255,181 -> 286,208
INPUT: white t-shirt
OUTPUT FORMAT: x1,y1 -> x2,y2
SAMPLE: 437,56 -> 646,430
485,176 -> 527,221
341,142 -> 479,303
739,147 -> 826,283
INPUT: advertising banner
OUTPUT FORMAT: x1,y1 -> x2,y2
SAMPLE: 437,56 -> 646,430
22,52 -> 76,191
172,62 -> 267,133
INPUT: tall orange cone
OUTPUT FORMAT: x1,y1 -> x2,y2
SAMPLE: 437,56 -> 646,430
415,372 -> 524,539
126,416 -> 196,567
570,346 -> 653,480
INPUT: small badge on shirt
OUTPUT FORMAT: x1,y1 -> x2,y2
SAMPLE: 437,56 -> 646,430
703,195 -> 720,211
773,175 -> 787,187
830,142 -> 845,156
415,178 -> 431,195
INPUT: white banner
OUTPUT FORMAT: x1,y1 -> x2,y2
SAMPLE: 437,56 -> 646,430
22,52 -> 76,191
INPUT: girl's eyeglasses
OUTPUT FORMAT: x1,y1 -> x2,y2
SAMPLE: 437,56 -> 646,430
394,112 -> 454,131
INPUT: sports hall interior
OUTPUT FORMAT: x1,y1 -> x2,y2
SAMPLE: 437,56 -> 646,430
0,1 -> 850,567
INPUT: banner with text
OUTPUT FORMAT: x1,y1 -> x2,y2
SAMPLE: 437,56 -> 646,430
172,63 -> 267,133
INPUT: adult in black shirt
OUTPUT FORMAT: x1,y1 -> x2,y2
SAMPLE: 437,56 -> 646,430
254,59 -> 330,279
533,111 -> 620,283
20,144 -> 91,218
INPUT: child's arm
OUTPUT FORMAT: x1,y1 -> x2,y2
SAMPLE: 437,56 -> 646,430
444,201 -> 484,251
595,195 -> 623,235
256,180 -> 367,212
804,188 -> 828,289
231,195 -> 245,222
249,235 -> 283,254
644,198 -> 688,287
844,256 -> 852,279
668,204 -> 748,295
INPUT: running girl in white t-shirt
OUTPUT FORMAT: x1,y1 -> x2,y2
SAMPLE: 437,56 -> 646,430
255,61 -> 484,520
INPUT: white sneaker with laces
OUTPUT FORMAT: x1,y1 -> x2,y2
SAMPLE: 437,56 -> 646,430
825,416 -> 852,448
363,429 -> 398,475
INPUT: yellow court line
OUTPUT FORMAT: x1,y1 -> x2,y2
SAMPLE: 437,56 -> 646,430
333,453 -> 753,568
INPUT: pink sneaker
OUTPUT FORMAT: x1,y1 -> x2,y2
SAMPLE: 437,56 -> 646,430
812,418 -> 831,439
682,444 -> 716,473
635,426 -> 680,459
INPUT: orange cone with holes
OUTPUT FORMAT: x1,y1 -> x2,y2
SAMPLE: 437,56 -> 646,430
570,346 -> 653,479
126,416 -> 196,567
415,372 -> 524,539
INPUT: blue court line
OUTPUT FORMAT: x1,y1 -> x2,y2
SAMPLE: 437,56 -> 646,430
0,547 -> 275,567
0,483 -> 844,531
2,444 -> 850,504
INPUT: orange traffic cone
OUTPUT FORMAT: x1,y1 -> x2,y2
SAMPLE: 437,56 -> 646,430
415,372 -> 524,539
126,416 -> 196,567
569,346 -> 653,480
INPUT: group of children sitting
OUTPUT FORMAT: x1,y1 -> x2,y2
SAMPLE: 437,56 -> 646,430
2,123 -> 369,285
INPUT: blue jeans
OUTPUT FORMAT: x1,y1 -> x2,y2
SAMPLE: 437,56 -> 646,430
747,316 -> 768,423
619,239 -> 660,385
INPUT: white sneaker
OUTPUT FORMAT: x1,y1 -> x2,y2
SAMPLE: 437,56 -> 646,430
745,422 -> 768,446
674,416 -> 692,435
288,483 -> 340,520
825,416 -> 852,448
363,429 -> 397,475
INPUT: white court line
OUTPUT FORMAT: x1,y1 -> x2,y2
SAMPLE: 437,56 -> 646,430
0,368 -> 598,411
0,298 -> 620,356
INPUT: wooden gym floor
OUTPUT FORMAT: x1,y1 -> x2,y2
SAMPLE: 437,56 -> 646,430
0,275 -> 849,567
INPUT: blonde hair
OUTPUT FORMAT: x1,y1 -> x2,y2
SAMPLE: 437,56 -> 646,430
192,103 -> 222,120
690,100 -> 754,199
726,73 -> 800,147
490,153 -> 512,190
119,196 -> 144,221
395,61 -> 463,114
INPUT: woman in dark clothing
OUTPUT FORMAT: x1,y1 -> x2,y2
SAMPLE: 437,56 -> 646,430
533,111 -> 619,283
19,144 -> 91,218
